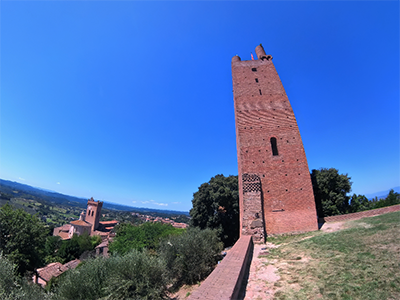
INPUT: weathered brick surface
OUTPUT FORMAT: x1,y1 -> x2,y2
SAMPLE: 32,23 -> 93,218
320,204 -> 400,223
241,174 -> 265,241
188,236 -> 253,300
232,45 -> 318,237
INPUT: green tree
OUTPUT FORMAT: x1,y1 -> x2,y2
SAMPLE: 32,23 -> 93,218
109,222 -> 183,255
57,234 -> 100,263
0,204 -> 47,275
0,254 -> 48,300
385,189 -> 400,206
310,168 -> 352,217
373,189 -> 400,209
189,174 -> 239,247
349,194 -> 371,213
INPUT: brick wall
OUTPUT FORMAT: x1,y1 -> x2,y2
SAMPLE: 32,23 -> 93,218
232,45 -> 318,237
188,236 -> 253,300
320,204 -> 400,223
241,174 -> 265,242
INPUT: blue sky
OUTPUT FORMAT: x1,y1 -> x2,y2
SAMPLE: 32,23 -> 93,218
1,1 -> 398,212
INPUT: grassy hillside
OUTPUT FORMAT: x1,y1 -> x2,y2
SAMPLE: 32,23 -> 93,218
264,211 -> 400,300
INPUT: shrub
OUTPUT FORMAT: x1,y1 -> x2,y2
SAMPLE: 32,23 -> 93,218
52,257 -> 109,300
109,222 -> 184,255
103,250 -> 169,300
158,227 -> 223,286
0,254 -> 48,300
53,250 -> 169,300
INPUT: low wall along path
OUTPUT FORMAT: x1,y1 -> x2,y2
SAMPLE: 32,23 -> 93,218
189,205 -> 399,300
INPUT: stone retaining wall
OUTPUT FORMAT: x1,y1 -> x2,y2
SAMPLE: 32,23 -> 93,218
319,204 -> 400,223
188,235 -> 253,300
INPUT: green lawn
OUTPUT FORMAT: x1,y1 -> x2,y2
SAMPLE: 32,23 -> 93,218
266,211 -> 400,300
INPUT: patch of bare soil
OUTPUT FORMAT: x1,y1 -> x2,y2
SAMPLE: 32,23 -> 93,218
243,243 -> 281,300
319,221 -> 346,232
168,283 -> 201,300
244,235 -> 321,299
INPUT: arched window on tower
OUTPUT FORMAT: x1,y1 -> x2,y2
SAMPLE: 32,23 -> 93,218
270,137 -> 279,156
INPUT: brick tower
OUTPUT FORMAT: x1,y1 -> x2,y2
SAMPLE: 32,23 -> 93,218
231,44 -> 318,240
85,198 -> 103,232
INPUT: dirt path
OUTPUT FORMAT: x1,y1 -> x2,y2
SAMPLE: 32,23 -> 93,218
172,221 -> 348,300
244,221 -> 347,299
319,220 -> 346,232
243,243 -> 281,300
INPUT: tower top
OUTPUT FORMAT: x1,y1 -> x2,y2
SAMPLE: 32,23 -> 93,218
232,44 -> 272,62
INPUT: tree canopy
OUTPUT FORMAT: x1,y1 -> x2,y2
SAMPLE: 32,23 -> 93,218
0,204 -> 48,276
189,174 -> 239,247
311,168 -> 352,217
109,222 -> 184,255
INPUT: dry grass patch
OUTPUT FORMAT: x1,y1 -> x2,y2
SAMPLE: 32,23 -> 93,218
265,211 -> 400,300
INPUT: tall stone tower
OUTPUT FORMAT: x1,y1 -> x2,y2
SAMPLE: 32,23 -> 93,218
85,198 -> 103,232
231,44 -> 318,241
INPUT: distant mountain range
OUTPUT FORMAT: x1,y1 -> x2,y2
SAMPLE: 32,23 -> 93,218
364,187 -> 400,200
2,178 -> 397,215
0,179 -> 189,215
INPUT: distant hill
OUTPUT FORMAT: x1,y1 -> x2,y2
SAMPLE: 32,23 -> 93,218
0,179 -> 88,208
364,186 -> 400,200
0,179 -> 189,215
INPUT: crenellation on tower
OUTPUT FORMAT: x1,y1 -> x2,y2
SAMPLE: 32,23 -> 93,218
232,44 -> 318,240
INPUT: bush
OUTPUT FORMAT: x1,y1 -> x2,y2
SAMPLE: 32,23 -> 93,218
0,254 -> 48,300
103,250 -> 169,300
159,227 -> 223,286
52,257 -> 109,300
53,250 -> 169,300
109,222 -> 184,255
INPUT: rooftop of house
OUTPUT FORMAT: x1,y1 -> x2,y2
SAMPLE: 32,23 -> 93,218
58,224 -> 72,231
58,231 -> 71,240
99,220 -> 118,225
95,240 -> 109,249
36,259 -> 81,283
70,220 -> 92,226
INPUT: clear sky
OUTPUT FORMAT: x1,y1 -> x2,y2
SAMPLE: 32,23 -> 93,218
1,1 -> 399,212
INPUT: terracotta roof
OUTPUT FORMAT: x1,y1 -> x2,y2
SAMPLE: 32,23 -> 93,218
172,223 -> 188,229
70,220 -> 91,226
37,259 -> 81,283
99,220 -> 118,225
93,230 -> 109,237
59,224 -> 72,231
58,231 -> 71,240
37,263 -> 63,282
63,259 -> 81,270
95,240 -> 109,248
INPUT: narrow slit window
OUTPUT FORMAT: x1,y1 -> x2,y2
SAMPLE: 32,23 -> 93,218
259,89 -> 262,95
270,137 -> 279,156
255,78 -> 259,83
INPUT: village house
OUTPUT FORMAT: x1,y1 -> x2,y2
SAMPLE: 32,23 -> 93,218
53,198 -> 118,256
33,259 -> 81,288
53,198 -> 118,241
